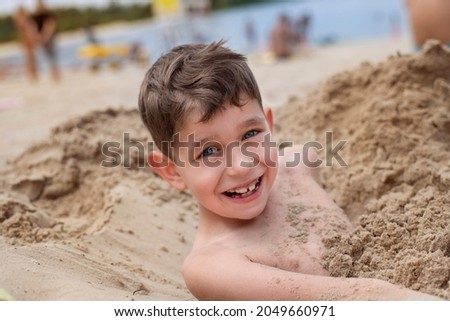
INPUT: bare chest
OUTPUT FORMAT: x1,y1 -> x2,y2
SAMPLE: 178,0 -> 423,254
236,201 -> 352,275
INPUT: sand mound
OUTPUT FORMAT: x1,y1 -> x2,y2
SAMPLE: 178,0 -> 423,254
1,41 -> 449,300
275,41 -> 450,299
1,108 -> 196,244
0,108 -> 197,300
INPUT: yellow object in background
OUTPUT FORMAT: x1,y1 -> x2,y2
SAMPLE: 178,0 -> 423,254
152,0 -> 181,16
78,44 -> 130,59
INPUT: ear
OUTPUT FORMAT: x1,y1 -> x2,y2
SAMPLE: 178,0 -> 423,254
147,151 -> 186,192
264,107 -> 274,132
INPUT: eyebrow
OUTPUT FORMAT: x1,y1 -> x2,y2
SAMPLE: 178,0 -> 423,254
240,115 -> 266,128
199,115 -> 266,144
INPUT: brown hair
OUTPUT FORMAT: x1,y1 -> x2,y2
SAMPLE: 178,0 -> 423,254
138,40 -> 263,157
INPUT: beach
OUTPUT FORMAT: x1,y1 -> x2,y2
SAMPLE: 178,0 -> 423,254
1,35 -> 449,300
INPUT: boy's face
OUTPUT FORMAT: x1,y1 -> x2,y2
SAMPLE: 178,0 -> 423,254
169,99 -> 278,220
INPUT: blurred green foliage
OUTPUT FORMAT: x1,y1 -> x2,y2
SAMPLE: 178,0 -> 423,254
0,3 -> 153,43
0,0 -> 273,44
212,0 -> 273,10
0,16 -> 15,42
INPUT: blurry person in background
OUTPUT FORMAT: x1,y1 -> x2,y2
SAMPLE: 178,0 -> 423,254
32,0 -> 61,81
295,13 -> 311,49
389,13 -> 401,40
405,0 -> 450,49
244,19 -> 258,53
270,13 -> 296,59
85,23 -> 99,45
14,6 -> 38,82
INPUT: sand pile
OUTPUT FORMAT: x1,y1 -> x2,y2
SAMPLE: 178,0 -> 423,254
275,41 -> 450,299
1,109 -> 194,243
1,41 -> 449,300
0,108 -> 197,300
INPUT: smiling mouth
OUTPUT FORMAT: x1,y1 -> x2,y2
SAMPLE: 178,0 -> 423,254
223,177 -> 262,198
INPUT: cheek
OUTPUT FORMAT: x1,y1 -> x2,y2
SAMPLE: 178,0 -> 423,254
256,140 -> 278,168
181,166 -> 222,195
267,163 -> 278,184
269,145 -> 278,164
264,148 -> 278,187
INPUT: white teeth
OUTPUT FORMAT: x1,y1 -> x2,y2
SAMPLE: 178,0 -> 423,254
227,178 -> 259,195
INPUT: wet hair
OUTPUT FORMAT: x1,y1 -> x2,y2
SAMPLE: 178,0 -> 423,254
138,40 -> 263,157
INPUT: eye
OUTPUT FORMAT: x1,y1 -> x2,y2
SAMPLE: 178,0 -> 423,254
243,130 -> 259,140
201,146 -> 219,158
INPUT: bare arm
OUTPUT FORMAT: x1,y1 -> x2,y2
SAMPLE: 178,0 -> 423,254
183,247 -> 441,301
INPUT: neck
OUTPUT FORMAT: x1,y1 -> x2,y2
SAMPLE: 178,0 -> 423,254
194,204 -> 258,246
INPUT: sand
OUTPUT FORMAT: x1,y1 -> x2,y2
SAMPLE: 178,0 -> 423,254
0,36 -> 449,300
0,108 -> 197,300
275,41 -> 450,299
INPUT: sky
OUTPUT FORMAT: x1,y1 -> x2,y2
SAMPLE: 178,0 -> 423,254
0,0 -> 151,15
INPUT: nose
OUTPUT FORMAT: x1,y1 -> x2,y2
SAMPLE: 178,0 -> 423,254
225,141 -> 259,176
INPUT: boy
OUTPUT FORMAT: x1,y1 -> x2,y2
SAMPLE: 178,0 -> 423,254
138,41 -> 439,300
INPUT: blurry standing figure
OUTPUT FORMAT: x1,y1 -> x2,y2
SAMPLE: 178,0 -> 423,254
32,0 -> 60,81
14,6 -> 38,82
389,13 -> 401,40
85,24 -> 99,45
270,14 -> 295,59
295,13 -> 311,48
244,20 -> 258,52
405,0 -> 450,49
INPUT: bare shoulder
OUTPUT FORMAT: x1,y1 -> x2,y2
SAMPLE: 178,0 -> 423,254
182,245 -> 251,300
